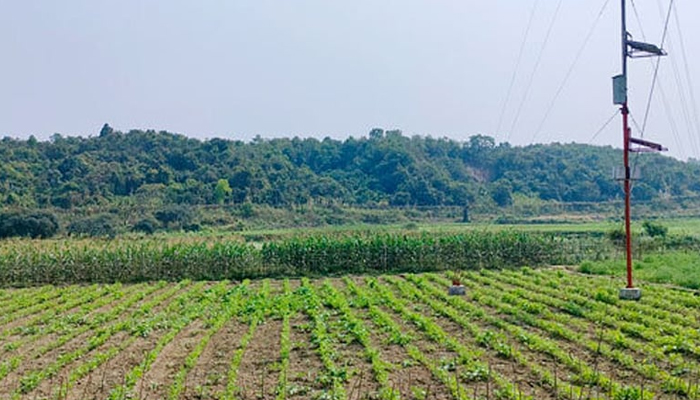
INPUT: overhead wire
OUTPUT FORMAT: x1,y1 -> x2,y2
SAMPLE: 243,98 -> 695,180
587,110 -> 620,145
636,0 -> 673,138
530,0 -> 612,144
495,0 -> 540,142
672,4 -> 700,159
626,0 -> 686,196
658,1 -> 700,159
506,0 -> 563,142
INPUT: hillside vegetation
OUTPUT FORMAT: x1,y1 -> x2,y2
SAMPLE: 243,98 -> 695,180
3,126 -> 699,208
1,126 -> 699,235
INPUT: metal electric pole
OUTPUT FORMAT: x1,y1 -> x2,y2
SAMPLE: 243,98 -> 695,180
613,0 -> 667,301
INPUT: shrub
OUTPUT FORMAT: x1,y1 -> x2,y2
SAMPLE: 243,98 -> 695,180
67,214 -> 118,237
0,210 -> 59,239
154,205 -> 193,227
606,227 -> 626,244
642,220 -> 668,238
132,218 -> 159,234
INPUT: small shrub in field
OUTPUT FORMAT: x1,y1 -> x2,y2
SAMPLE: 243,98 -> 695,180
606,227 -> 626,244
642,220 -> 668,238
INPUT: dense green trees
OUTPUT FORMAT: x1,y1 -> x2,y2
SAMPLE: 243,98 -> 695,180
0,128 -> 698,219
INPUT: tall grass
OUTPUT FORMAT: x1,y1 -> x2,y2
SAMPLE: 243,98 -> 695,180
579,251 -> 700,289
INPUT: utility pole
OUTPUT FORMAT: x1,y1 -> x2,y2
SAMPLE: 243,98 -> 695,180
613,0 -> 667,301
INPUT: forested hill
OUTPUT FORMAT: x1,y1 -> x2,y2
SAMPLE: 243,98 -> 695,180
1,126 -> 699,210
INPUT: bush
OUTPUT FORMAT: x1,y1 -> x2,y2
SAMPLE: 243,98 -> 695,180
67,214 -> 118,237
606,227 -> 626,244
132,218 -> 159,234
154,205 -> 193,227
642,220 -> 668,238
0,210 -> 59,239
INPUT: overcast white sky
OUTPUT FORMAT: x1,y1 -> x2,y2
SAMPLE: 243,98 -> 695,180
1,1 -> 698,159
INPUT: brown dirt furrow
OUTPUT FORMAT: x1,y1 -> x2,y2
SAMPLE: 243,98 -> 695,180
30,330 -> 132,400
0,288 -> 94,338
340,278 -> 453,400
441,274 -> 667,392
133,320 -> 207,400
1,283 -> 185,392
64,331 -> 162,400
357,307 -> 448,400
327,318 -> 380,398
0,284 -> 151,361
379,278 -> 558,400
51,287 -> 194,399
286,315 -> 324,400
0,326 -> 103,397
234,318 -> 282,400
182,318 -> 248,400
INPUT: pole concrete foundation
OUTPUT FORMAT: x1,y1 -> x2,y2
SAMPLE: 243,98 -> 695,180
619,287 -> 641,300
448,285 -> 466,296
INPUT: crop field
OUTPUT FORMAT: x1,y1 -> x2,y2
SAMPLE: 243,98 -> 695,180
1,269 -> 699,400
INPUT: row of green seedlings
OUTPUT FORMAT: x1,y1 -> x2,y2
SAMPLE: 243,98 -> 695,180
529,269 -> 699,329
490,268 -> 700,362
221,280 -> 272,400
403,273 -> 649,400
0,285 -> 66,320
105,281 -> 234,400
0,284 -> 107,336
14,281 -> 191,400
1,283 -> 145,351
510,269 -> 700,397
519,269 -> 700,339
470,268 -> 700,396
536,267 -> 700,311
347,276 -> 533,400
297,278 -> 349,399
275,280 -> 293,400
444,270 -> 696,398
317,280 -> 399,400
0,282 -> 151,383
392,274 -> 638,400
166,280 -> 256,400
343,277 -> 475,400
444,270 -> 679,396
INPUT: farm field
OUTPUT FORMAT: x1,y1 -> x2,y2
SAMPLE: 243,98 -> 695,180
1,269 -> 699,400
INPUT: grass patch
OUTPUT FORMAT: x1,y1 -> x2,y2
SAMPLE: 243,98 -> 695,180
579,251 -> 700,289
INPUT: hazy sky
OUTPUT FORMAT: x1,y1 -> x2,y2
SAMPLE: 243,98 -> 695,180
1,1 -> 699,159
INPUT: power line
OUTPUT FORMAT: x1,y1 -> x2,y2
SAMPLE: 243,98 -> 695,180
672,4 -> 700,160
638,0 -> 673,138
495,0 -> 540,141
530,0 -> 612,144
587,110 -> 620,145
506,0 -> 564,142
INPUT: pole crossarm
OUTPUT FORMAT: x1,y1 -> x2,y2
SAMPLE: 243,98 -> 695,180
629,137 -> 667,152
627,40 -> 667,57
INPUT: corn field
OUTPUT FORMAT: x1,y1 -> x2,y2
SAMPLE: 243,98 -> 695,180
0,231 -> 581,286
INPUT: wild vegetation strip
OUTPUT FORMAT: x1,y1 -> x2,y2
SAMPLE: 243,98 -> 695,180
3,269 -> 700,399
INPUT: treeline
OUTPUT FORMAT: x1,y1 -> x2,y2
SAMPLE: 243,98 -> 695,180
1,126 -> 699,214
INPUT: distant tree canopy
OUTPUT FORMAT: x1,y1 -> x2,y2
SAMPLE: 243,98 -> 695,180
0,210 -> 59,239
0,127 -> 697,213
